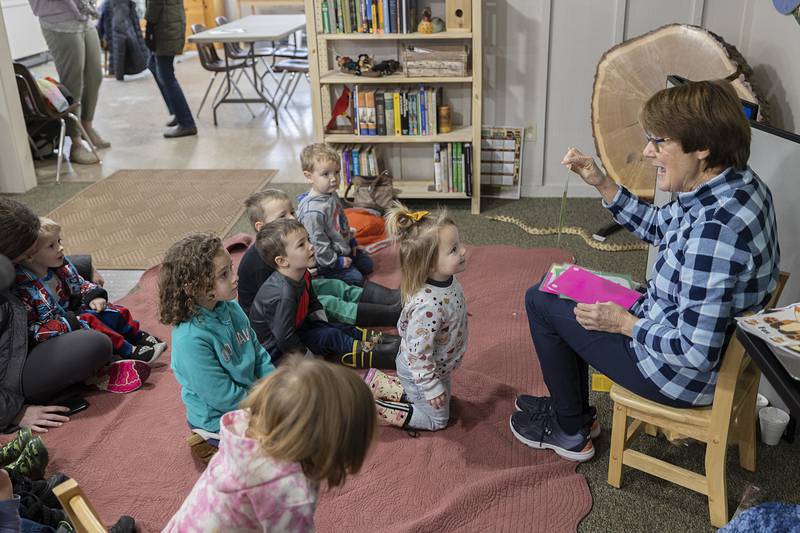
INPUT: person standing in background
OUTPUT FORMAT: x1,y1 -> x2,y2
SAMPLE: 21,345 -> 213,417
29,0 -> 109,165
144,0 -> 197,138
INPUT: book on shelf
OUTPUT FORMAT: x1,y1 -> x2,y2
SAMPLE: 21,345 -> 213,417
322,0 -> 417,34
365,90 -> 377,135
337,145 -> 381,190
384,92 -> 395,135
464,142 -> 472,196
375,90 -> 386,135
433,144 -> 443,192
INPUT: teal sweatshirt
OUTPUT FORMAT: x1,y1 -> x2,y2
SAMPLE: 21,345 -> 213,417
170,301 -> 274,433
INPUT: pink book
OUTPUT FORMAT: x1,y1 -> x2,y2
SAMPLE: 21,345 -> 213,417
547,265 -> 642,309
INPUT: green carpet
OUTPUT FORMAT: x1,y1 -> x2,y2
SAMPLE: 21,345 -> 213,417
5,181 -> 799,532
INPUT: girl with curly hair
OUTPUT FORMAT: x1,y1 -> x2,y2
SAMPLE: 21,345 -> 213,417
158,233 -> 274,462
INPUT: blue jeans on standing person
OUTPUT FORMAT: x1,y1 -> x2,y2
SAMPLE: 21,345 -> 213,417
148,54 -> 195,128
318,249 -> 374,286
525,279 -> 693,434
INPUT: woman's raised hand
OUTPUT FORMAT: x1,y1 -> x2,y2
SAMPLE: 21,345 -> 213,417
561,148 -> 607,187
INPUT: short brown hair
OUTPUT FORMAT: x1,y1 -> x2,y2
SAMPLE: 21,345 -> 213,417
255,218 -> 307,269
385,201 -> 456,301
244,189 -> 291,229
300,143 -> 340,173
640,79 -> 750,170
0,198 -> 40,262
158,233 -> 223,325
241,356 -> 375,488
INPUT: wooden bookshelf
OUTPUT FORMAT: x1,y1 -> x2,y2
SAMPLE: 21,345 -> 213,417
304,0 -> 483,213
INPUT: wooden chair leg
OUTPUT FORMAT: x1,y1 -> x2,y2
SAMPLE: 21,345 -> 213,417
608,402 -> 627,488
737,391 -> 758,472
705,440 -> 729,528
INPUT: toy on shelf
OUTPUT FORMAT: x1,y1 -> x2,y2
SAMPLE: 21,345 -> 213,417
418,8 -> 434,33
336,55 -> 400,77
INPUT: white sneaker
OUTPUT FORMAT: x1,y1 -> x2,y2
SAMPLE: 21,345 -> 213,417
86,127 -> 111,149
69,143 -> 100,165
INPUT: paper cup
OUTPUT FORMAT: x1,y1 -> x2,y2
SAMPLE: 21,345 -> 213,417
759,406 -> 790,445
756,393 -> 769,415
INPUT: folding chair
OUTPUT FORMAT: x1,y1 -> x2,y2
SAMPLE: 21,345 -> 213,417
191,23 -> 256,122
13,63 -> 100,183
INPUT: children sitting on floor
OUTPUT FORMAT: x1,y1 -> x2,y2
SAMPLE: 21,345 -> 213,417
15,217 -> 166,364
296,143 -> 374,287
365,203 -> 469,432
157,233 -> 275,463
248,218 -> 399,369
163,357 -> 375,532
238,189 -> 401,326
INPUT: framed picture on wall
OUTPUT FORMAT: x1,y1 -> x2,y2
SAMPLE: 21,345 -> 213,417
480,126 -> 525,199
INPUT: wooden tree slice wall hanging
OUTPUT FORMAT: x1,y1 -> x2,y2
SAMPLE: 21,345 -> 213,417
592,24 -> 768,200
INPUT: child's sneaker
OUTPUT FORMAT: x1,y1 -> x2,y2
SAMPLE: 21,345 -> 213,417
136,333 -> 168,363
364,369 -> 404,402
354,327 -> 400,345
89,360 -> 151,394
0,427 -> 34,467
130,343 -> 166,364
375,399 -> 412,428
510,409 -> 595,462
515,394 -> 601,439
6,437 -> 49,480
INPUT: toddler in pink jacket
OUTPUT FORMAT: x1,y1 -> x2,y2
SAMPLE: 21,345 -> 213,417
164,357 -> 376,532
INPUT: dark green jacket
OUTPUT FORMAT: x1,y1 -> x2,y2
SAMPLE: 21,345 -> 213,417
145,0 -> 186,56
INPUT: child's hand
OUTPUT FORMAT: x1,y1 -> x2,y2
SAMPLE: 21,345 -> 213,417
427,393 -> 446,410
17,405 -> 70,433
89,298 -> 107,312
341,256 -> 353,268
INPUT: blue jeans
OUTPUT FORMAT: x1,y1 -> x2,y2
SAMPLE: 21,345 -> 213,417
396,356 -> 451,431
318,250 -> 374,286
525,279 -> 692,434
269,320 -> 360,365
148,54 -> 195,127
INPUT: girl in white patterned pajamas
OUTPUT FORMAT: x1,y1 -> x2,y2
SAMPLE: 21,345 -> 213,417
364,203 -> 469,431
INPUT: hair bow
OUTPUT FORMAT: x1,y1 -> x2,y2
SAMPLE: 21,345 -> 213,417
407,210 -> 429,222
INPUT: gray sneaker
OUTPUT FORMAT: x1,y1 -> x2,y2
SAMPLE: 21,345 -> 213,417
515,395 -> 600,439
510,410 -> 595,462
69,143 -> 99,165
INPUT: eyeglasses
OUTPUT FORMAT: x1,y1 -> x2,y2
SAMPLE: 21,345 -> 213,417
644,134 -> 671,152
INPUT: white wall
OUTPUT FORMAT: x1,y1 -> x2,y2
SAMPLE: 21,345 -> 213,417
0,0 -> 47,60
0,4 -> 37,193
482,0 -> 800,198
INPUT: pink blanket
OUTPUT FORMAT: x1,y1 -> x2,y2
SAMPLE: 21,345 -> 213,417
7,237 -> 591,532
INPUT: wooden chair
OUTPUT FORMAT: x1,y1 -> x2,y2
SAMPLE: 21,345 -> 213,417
53,478 -> 107,533
607,272 -> 789,528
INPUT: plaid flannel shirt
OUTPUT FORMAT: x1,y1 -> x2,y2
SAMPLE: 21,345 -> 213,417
605,166 -> 780,405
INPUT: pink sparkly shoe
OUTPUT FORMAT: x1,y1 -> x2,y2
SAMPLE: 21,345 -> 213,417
89,360 -> 151,393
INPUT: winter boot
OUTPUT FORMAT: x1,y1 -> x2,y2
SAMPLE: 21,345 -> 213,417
360,282 -> 401,306
340,340 -> 397,369
8,468 -> 68,508
354,327 -> 400,345
375,399 -> 413,428
364,369 -> 404,402
0,427 -> 34,467
187,433 -> 218,465
19,492 -> 71,529
108,515 -> 137,533
354,301 -> 403,327
6,437 -> 49,480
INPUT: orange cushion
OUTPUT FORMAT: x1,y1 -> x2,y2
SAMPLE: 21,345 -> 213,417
345,208 -> 387,246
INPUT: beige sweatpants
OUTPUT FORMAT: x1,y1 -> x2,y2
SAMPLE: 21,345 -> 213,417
40,26 -> 103,136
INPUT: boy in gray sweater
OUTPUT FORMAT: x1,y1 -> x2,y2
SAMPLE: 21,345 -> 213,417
296,143 -> 373,286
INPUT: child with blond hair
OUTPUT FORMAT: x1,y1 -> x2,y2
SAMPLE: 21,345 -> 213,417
296,143 -> 374,286
163,357 -> 376,532
238,188 -> 400,326
365,203 -> 469,431
158,233 -> 275,462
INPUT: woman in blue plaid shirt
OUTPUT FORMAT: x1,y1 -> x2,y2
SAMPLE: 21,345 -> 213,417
510,80 -> 780,462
